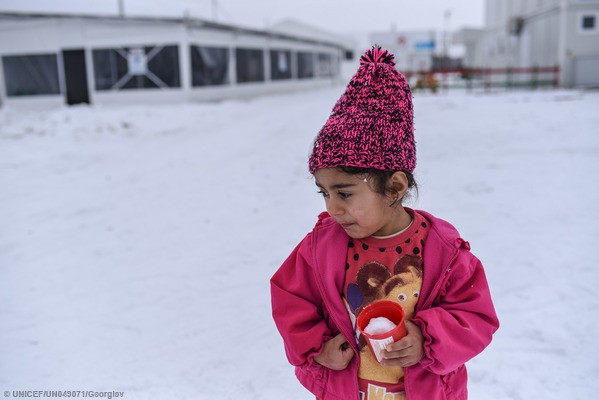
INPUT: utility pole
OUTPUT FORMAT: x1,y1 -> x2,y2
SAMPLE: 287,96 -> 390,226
118,0 -> 125,17
443,9 -> 452,63
212,0 -> 218,22
443,9 -> 452,91
557,0 -> 568,87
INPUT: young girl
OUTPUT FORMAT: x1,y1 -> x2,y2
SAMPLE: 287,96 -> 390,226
270,46 -> 499,400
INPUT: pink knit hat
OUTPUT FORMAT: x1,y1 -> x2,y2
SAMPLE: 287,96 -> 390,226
308,46 -> 415,173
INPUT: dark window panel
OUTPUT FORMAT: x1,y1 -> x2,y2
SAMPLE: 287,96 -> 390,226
2,54 -> 60,96
236,48 -> 264,83
191,46 -> 229,87
92,45 -> 180,91
297,52 -> 314,79
270,49 -> 292,80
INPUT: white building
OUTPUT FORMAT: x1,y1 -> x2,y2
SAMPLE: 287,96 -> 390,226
0,12 -> 351,108
369,30 -> 438,74
456,0 -> 599,88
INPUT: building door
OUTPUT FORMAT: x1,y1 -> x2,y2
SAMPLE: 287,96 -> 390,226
62,49 -> 90,105
574,56 -> 599,88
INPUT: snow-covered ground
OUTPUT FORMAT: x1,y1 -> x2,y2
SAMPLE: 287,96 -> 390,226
1,87 -> 598,399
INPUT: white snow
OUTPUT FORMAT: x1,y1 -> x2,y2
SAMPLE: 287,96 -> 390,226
1,87 -> 598,400
363,317 -> 397,336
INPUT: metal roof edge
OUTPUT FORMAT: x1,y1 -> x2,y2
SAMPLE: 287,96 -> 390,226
0,11 -> 352,51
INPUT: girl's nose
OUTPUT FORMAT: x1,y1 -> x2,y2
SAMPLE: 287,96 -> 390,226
326,198 -> 345,216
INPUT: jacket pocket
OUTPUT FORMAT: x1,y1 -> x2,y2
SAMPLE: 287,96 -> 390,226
307,362 -> 326,380
441,367 -> 467,400
297,362 -> 329,398
441,370 -> 454,399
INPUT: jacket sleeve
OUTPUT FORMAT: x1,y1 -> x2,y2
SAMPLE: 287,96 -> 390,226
412,252 -> 499,375
270,233 -> 332,367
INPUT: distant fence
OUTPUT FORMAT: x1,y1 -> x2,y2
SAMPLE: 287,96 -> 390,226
404,66 -> 560,91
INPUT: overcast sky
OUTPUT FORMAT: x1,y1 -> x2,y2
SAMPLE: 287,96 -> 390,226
0,0 -> 485,34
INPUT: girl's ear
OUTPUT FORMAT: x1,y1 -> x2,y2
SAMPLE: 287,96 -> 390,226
388,171 -> 409,201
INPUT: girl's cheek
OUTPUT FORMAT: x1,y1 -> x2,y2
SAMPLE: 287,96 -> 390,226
351,209 -> 367,219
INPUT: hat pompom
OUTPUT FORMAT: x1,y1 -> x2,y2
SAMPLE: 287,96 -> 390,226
360,45 -> 395,67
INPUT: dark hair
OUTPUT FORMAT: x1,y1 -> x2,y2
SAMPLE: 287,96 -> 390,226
337,166 -> 418,205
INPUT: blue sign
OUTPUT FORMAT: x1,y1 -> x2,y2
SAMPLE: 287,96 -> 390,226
414,40 -> 436,51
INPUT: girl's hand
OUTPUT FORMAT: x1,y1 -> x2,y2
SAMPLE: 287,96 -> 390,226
380,320 -> 424,367
313,333 -> 355,370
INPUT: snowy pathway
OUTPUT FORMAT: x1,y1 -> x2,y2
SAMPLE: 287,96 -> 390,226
1,88 -> 598,399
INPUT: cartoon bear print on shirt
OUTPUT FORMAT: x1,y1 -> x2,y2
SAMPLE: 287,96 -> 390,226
346,255 -> 423,384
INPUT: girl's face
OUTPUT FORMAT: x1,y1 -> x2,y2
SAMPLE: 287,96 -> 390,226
313,168 -> 409,239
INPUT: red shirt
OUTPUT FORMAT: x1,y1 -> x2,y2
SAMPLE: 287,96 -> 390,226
343,210 -> 430,400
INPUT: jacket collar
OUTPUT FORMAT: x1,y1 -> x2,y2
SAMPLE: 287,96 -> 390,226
310,209 -> 469,314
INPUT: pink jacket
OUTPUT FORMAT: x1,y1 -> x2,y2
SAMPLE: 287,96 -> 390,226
271,210 -> 499,400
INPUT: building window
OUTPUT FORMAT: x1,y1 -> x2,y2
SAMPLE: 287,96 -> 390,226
2,54 -> 60,97
270,49 -> 292,80
190,45 -> 229,87
316,53 -> 334,78
235,48 -> 264,83
297,52 -> 314,79
92,45 -> 180,91
579,13 -> 598,33
582,15 -> 595,29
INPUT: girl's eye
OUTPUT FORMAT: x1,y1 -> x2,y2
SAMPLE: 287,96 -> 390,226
317,190 -> 330,198
338,192 -> 352,199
